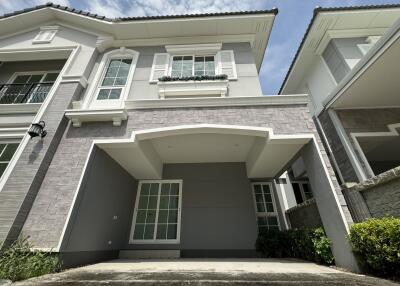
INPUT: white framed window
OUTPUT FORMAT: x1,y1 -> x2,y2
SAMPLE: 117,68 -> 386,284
84,48 -> 139,109
129,180 -> 182,244
0,142 -> 19,179
170,55 -> 216,77
251,182 -> 280,232
33,26 -> 59,44
149,48 -> 237,82
291,181 -> 313,205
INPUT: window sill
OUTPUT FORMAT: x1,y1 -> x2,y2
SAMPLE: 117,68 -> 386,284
65,108 -> 128,127
157,80 -> 228,99
0,103 -> 42,114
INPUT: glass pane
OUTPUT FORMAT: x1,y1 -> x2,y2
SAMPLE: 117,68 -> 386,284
102,78 -> 114,86
141,183 -> 150,195
263,193 -> 272,203
0,163 -> 8,177
161,183 -> 170,196
136,210 -> 146,223
167,224 -> 177,239
194,70 -> 204,76
118,67 -> 130,77
158,210 -> 168,223
266,203 -> 274,213
138,196 -> 148,209
256,203 -> 265,212
171,70 -> 181,77
149,183 -> 159,195
255,194 -> 263,203
169,196 -> 178,209
146,210 -> 156,223
144,224 -> 155,239
114,77 -> 127,86
292,183 -> 304,204
121,59 -> 132,66
105,67 -> 118,77
28,75 -> 44,83
204,69 -> 215,76
147,196 -> 158,209
0,144 -> 18,161
262,184 -> 271,193
12,75 -> 30,84
258,226 -> 268,233
156,224 -> 167,239
133,224 -> 144,240
108,89 -> 121,99
97,89 -> 109,100
257,216 -> 267,226
267,216 -> 278,226
0,144 -> 5,154
43,73 -> 59,82
168,210 -> 178,223
159,196 -> 169,209
170,184 -> 179,196
109,59 -> 121,67
254,184 -> 262,194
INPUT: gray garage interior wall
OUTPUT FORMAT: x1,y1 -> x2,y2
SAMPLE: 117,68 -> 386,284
125,162 -> 259,257
0,60 -> 66,83
60,147 -> 138,267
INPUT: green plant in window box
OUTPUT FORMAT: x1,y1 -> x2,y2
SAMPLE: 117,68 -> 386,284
158,74 -> 228,82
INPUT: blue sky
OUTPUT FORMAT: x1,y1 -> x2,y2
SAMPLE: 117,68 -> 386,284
1,0 -> 399,94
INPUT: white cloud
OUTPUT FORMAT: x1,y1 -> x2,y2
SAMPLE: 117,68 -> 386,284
85,0 -> 267,18
0,0 -> 70,15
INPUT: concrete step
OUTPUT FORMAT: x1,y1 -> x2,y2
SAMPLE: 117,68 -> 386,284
119,250 -> 180,259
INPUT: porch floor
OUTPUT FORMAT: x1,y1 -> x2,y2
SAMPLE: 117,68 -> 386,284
13,258 -> 399,285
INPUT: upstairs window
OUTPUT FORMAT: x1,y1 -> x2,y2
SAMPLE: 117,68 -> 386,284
97,58 -> 132,101
170,56 -> 215,77
292,181 -> 313,205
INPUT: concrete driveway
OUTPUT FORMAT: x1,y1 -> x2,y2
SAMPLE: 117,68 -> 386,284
13,258 -> 399,285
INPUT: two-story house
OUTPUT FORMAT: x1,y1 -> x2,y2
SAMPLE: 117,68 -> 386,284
281,5 -> 400,223
0,3 -> 383,272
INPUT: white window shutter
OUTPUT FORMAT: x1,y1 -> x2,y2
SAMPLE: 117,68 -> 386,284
150,53 -> 170,82
217,50 -> 237,80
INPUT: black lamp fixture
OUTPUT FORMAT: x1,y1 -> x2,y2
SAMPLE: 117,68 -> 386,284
28,121 -> 47,139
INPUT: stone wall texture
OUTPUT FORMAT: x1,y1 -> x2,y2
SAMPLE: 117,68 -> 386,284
318,111 -> 358,182
19,103 -> 350,249
286,199 -> 323,229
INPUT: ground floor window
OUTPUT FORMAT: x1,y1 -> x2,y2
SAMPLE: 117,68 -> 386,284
291,181 -> 313,204
0,142 -> 19,178
251,183 -> 280,232
130,180 -> 182,244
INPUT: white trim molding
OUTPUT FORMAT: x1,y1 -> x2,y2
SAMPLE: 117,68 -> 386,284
158,80 -> 228,99
165,43 -> 222,55
61,75 -> 89,88
0,103 -> 41,114
350,122 -> 400,177
0,127 -> 28,139
65,108 -> 128,127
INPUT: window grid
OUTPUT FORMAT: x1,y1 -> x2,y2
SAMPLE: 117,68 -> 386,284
97,58 -> 132,100
292,181 -> 313,204
252,183 -> 280,232
0,143 -> 19,178
171,55 -> 215,77
132,180 -> 181,243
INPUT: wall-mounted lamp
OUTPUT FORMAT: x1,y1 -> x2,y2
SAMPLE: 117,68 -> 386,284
28,121 -> 47,139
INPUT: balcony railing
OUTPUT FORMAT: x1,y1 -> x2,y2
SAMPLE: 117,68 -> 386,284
0,82 -> 55,104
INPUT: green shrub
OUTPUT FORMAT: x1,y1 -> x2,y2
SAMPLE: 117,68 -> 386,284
0,236 -> 61,282
349,216 -> 400,277
256,227 -> 334,265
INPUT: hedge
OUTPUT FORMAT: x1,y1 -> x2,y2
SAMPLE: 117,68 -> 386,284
0,236 -> 61,282
256,227 -> 334,265
348,216 -> 400,277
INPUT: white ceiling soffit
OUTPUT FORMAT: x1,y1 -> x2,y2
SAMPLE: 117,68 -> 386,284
331,29 -> 400,109
281,8 -> 400,94
95,124 -> 312,180
0,8 -> 275,71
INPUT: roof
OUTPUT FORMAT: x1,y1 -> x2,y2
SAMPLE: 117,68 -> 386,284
279,3 -> 400,94
0,2 -> 278,22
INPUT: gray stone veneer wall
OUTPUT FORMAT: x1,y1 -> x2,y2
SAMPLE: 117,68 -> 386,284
318,111 -> 358,182
20,104 -> 351,252
0,82 -> 82,248
342,166 -> 400,221
286,199 -> 323,229
336,108 -> 400,178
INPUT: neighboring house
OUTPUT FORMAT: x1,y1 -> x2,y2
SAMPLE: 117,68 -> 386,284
280,5 -> 400,223
1,3 -> 397,273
